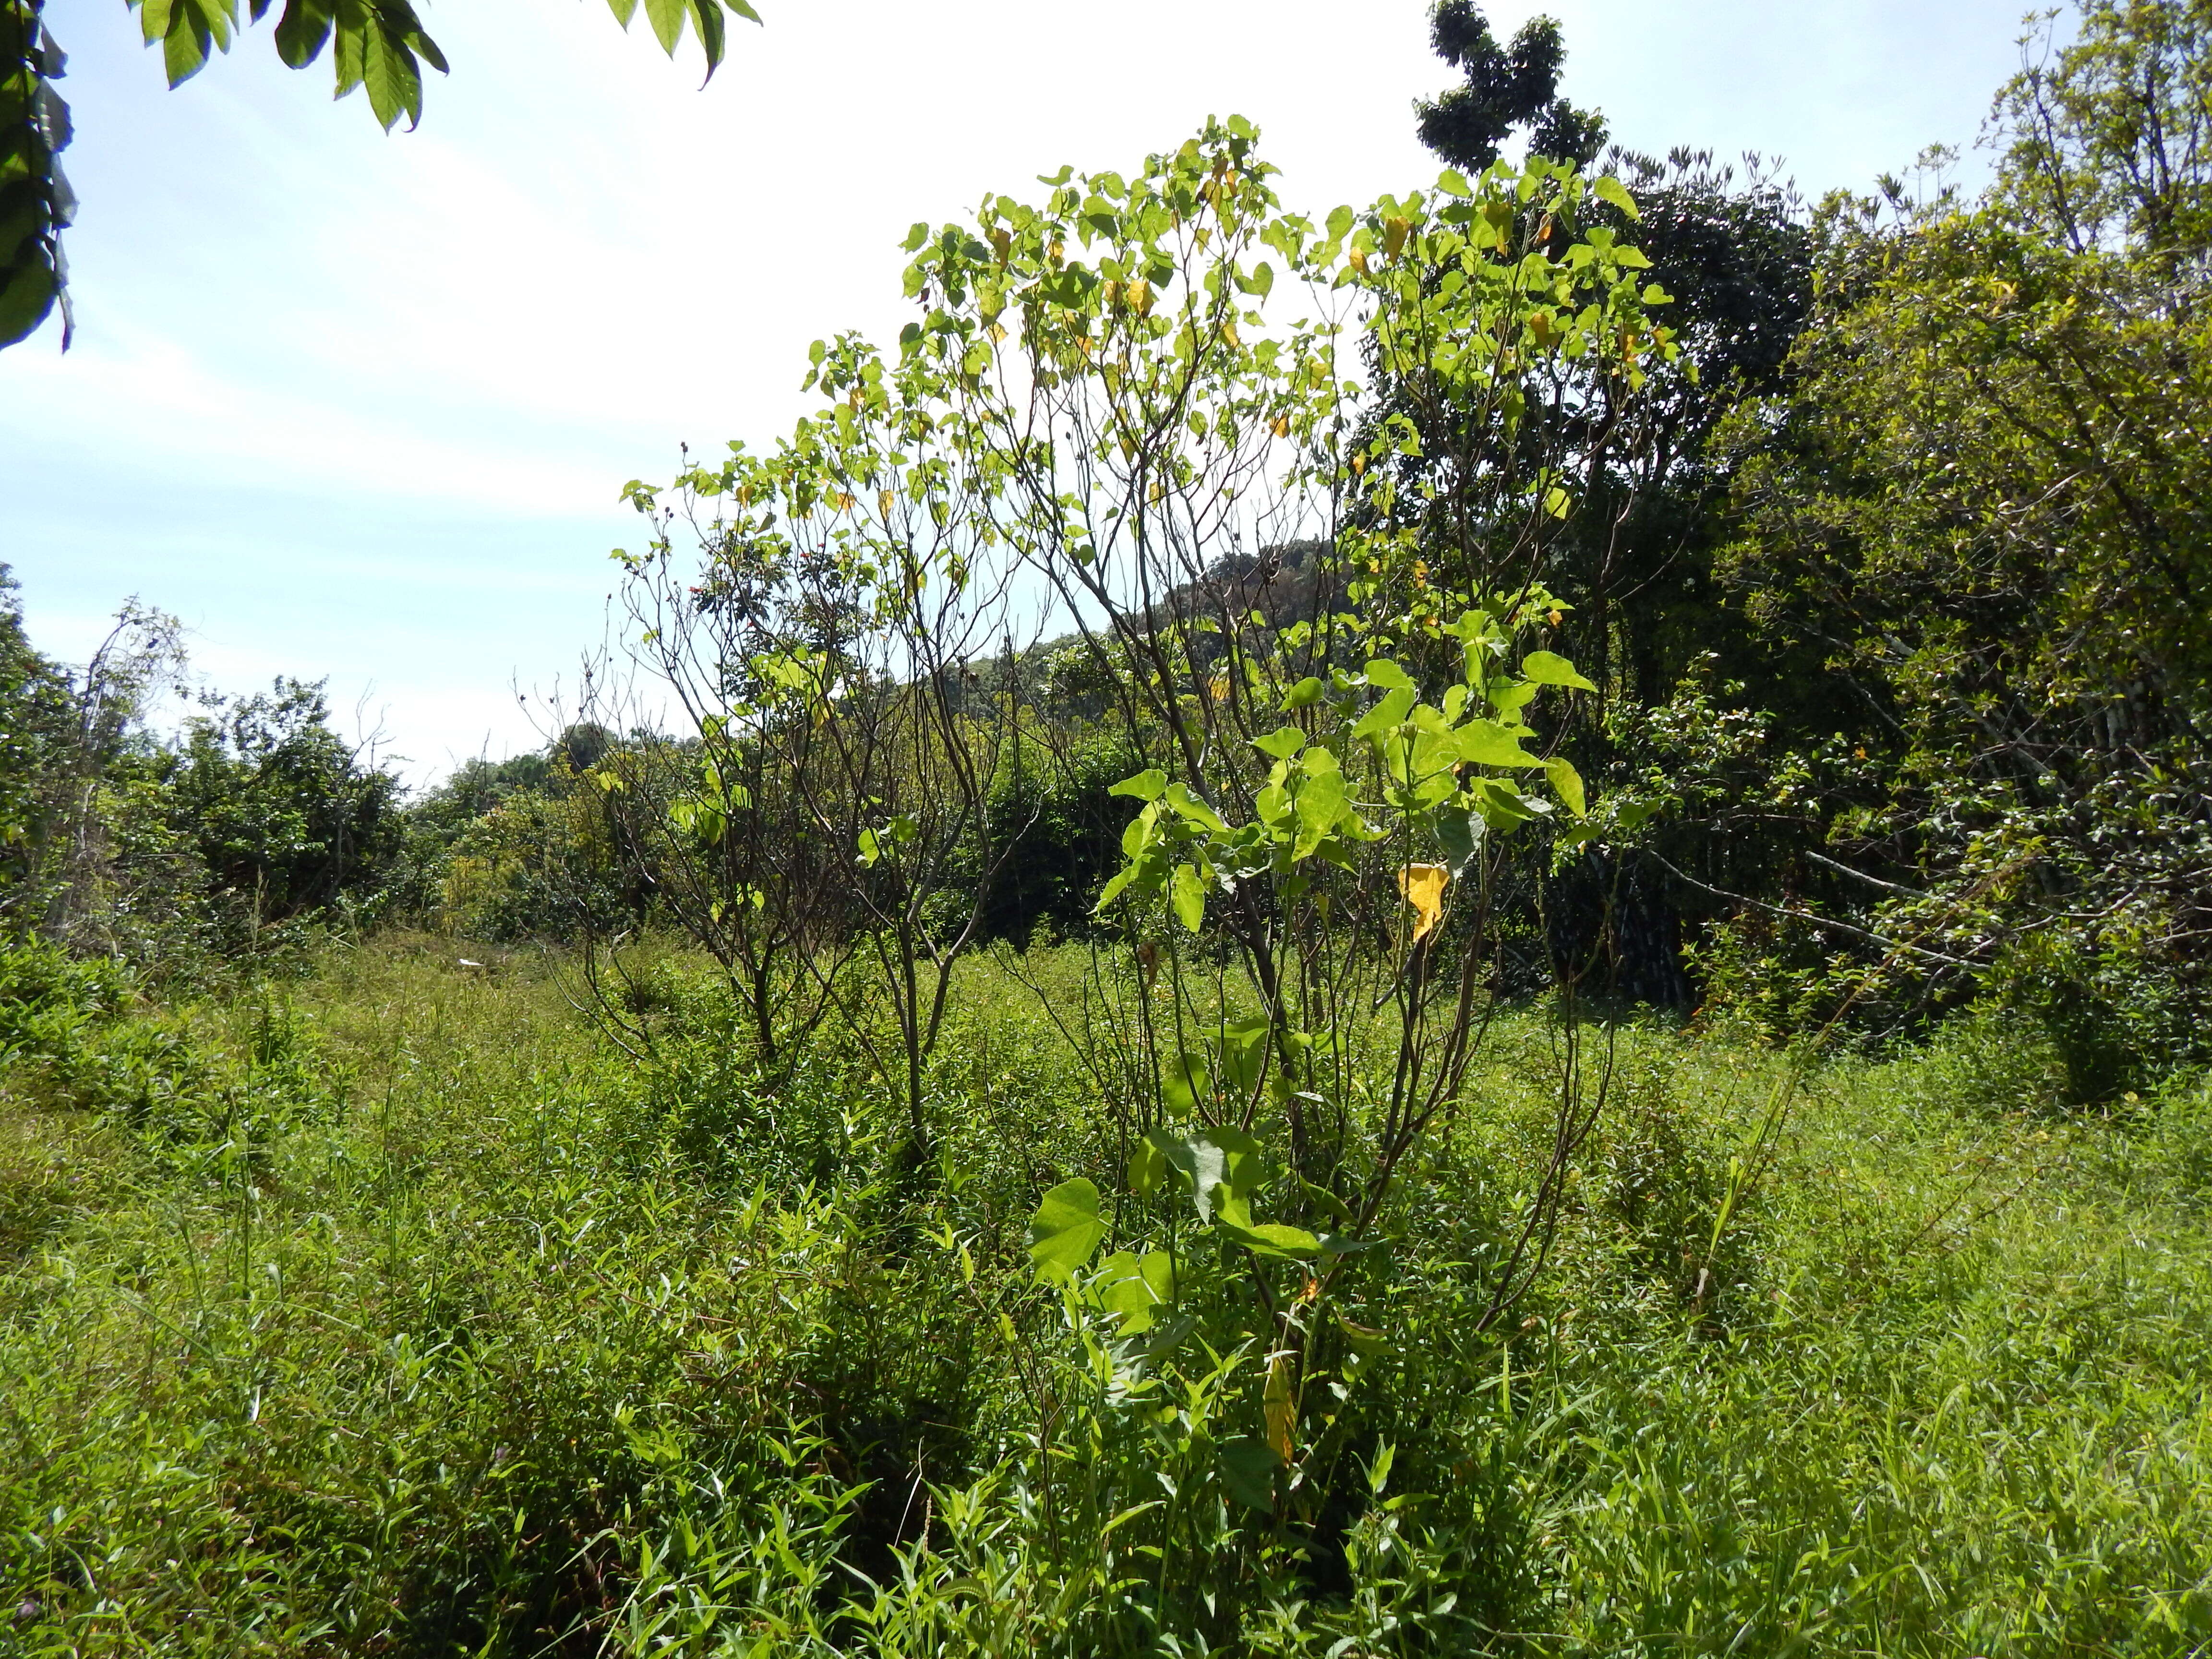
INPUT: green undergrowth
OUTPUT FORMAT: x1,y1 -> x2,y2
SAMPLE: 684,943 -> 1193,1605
1,934 -> 2208,1655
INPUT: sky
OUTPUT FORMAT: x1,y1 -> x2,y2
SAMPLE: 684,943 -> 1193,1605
0,0 -> 2041,783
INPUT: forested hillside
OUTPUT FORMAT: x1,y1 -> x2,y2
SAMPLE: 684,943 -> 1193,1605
3,1 -> 2210,1652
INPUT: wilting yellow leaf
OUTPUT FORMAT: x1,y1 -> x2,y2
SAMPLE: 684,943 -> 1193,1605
1382,216 -> 1409,258
878,489 -> 895,518
1398,863 -> 1448,943
1349,248 -> 1370,274
832,492 -> 856,514
1264,1352 -> 1295,1464
1271,413 -> 1291,438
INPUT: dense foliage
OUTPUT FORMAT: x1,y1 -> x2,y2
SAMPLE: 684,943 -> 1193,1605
1,940 -> 2209,1654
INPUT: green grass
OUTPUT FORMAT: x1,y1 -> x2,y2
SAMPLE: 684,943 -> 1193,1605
1,936 -> 2209,1655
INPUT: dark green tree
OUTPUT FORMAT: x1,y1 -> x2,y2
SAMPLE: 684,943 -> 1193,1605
1695,0 -> 2212,1088
138,677 -> 404,933
1415,0 -> 1606,169
0,564 -> 71,911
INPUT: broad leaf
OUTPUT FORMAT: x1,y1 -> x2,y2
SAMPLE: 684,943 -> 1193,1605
1147,1123 -> 1267,1224
1455,720 -> 1539,769
1595,175 -> 1640,218
1351,685 -> 1415,741
1171,862 -> 1206,932
1160,1053 -> 1208,1117
1027,1178 -> 1104,1285
1109,768 -> 1168,801
1219,1220 -> 1322,1258
1545,755 -> 1587,817
1398,863 -> 1448,943
1093,1250 -> 1174,1333
1218,1434 -> 1278,1511
1292,767 -> 1345,860
1519,649 -> 1597,692
1436,807 -> 1486,876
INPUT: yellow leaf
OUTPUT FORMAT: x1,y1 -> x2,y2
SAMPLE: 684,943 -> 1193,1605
1398,863 -> 1448,943
832,492 -> 855,514
1271,413 -> 1291,437
1264,1352 -> 1295,1464
1221,320 -> 1241,349
878,489 -> 895,517
1382,216 -> 1409,259
1349,248 -> 1370,274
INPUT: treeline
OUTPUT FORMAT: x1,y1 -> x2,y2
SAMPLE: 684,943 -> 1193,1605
3,0 -> 2206,1106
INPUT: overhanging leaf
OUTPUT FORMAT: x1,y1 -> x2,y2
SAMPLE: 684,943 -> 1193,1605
641,0 -> 685,56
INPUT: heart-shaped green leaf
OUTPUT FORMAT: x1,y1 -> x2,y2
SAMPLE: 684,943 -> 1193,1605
1027,1178 -> 1104,1286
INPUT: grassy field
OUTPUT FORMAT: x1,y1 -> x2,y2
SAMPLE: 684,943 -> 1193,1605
2,935 -> 2210,1656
